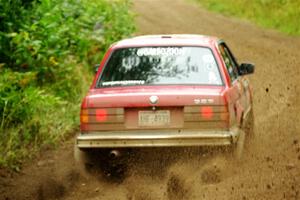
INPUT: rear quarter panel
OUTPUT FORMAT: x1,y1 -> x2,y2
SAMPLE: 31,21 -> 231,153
213,42 -> 246,128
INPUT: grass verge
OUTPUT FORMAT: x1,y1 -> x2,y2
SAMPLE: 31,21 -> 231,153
194,0 -> 300,36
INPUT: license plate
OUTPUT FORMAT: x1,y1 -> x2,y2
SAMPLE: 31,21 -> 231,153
138,110 -> 170,126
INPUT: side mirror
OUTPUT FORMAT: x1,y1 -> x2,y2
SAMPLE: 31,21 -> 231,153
94,64 -> 100,74
239,63 -> 255,75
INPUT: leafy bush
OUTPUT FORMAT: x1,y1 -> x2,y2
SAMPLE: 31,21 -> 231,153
0,0 -> 135,170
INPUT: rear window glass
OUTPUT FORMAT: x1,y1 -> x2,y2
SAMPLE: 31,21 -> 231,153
96,46 -> 223,88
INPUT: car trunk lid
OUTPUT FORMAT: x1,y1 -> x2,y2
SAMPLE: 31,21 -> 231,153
80,86 -> 228,131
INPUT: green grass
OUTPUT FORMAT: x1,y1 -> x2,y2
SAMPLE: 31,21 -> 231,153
0,0 -> 135,170
195,0 -> 300,36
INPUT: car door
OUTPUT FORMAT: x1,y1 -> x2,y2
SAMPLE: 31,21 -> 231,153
218,42 -> 248,127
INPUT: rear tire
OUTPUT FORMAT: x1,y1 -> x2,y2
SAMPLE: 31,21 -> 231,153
74,144 -> 129,181
74,144 -> 93,179
232,108 -> 254,160
243,108 -> 255,141
232,129 -> 246,160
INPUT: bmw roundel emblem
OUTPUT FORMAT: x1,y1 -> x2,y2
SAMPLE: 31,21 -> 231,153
149,95 -> 159,105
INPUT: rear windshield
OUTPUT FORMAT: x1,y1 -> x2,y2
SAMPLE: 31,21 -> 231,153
96,46 -> 223,88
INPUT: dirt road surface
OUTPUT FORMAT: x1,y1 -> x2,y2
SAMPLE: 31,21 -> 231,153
1,0 -> 300,199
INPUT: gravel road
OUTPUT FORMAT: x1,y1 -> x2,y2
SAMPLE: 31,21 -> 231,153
1,0 -> 300,199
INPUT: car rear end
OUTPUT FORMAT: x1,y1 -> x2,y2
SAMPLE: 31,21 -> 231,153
78,86 -> 236,148
76,41 -> 239,149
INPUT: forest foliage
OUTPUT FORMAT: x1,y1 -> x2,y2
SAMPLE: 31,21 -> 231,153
0,0 -> 135,170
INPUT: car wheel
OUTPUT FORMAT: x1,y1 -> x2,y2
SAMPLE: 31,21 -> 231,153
243,108 -> 255,141
74,143 -> 93,179
232,129 -> 246,160
232,108 -> 254,160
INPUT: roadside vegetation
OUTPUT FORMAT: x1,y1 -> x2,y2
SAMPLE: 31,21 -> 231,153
0,0 -> 135,170
195,0 -> 300,35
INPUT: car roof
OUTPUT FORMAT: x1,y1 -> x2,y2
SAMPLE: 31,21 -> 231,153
112,34 -> 220,49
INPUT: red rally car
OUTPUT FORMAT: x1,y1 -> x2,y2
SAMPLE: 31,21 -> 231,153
75,34 -> 254,170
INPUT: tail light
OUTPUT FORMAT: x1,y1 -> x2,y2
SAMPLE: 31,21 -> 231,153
80,109 -> 108,123
95,109 -> 107,122
80,109 -> 89,123
201,106 -> 213,119
80,107 -> 124,131
80,97 -> 89,123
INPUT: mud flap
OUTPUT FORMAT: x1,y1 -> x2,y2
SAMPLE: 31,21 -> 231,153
233,129 -> 246,160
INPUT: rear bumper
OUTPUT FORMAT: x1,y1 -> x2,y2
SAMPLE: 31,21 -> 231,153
76,128 -> 240,148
